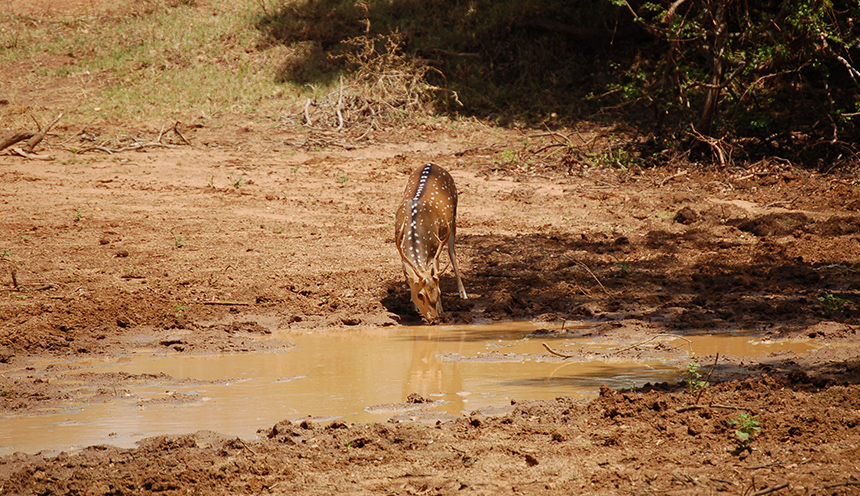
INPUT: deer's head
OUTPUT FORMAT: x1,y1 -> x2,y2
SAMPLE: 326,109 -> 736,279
403,266 -> 442,324
397,230 -> 448,324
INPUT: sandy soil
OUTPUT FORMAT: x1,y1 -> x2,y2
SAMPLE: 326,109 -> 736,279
2,1 -> 860,494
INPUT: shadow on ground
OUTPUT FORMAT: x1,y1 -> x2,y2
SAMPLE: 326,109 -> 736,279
254,0 -> 637,123
384,216 -> 860,332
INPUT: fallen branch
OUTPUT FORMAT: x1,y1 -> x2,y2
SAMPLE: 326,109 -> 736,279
826,480 -> 860,489
0,131 -> 35,152
23,112 -> 63,154
10,147 -> 54,160
0,113 -> 63,158
750,482 -> 789,496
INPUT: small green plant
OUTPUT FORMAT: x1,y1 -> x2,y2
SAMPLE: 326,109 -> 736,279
173,304 -> 188,318
173,235 -> 185,248
586,146 -> 639,170
728,412 -> 761,451
74,211 -> 82,222
818,292 -> 852,314
500,149 -> 518,165
338,175 -> 349,184
685,361 -> 709,394
0,249 -> 11,258
615,261 -> 630,277
228,173 -> 246,189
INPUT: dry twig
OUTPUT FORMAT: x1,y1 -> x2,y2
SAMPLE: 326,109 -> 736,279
171,122 -> 190,145
80,142 -> 180,154
694,352 -> 719,404
24,113 -> 63,153
688,124 -> 729,166
762,196 -> 799,209
542,342 -> 577,358
61,117 -> 98,145
197,300 -> 253,306
659,170 -> 687,186
542,333 -> 693,359
750,482 -> 789,496
573,260 -> 612,296
675,404 -> 748,413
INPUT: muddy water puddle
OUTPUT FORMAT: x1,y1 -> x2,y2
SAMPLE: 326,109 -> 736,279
1,322 -> 819,456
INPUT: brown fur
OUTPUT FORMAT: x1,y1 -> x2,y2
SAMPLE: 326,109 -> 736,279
394,163 -> 467,323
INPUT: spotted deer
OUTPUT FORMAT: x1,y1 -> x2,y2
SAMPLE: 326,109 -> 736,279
395,163 -> 468,323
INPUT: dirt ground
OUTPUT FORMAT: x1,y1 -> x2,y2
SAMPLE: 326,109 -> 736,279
3,1 -> 860,495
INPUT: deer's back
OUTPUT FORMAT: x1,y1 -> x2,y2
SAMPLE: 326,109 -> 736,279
395,164 -> 458,266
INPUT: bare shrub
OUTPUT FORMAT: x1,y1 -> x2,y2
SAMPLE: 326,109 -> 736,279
289,29 -> 459,140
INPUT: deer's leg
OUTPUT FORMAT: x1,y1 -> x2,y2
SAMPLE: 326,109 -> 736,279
448,226 -> 467,300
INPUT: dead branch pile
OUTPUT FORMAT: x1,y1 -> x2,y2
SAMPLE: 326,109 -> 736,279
74,121 -> 189,154
0,113 -> 63,160
287,31 -> 459,143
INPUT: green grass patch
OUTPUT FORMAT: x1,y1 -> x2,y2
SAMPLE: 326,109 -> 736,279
0,0 -> 613,129
0,0 -> 298,125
